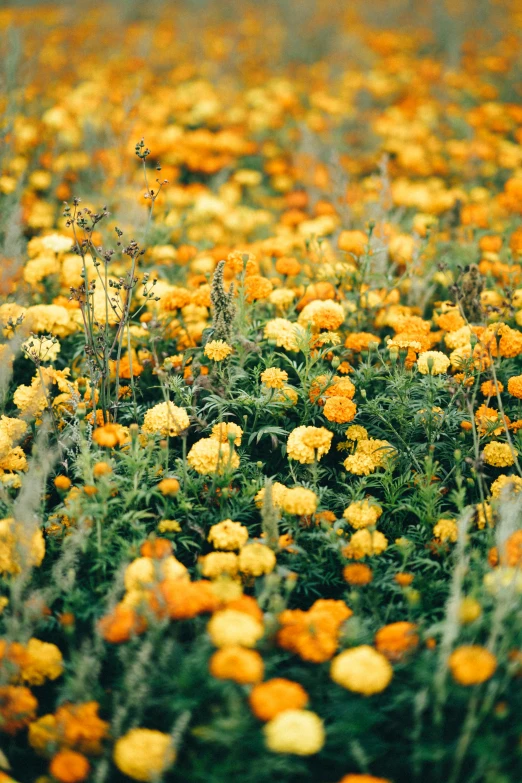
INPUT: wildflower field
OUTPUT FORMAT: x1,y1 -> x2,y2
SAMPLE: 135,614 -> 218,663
3,1 -> 522,781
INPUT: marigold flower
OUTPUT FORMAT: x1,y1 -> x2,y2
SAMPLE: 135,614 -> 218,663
491,474 -> 522,498
238,543 -> 276,577
210,421 -> 243,446
374,622 -> 419,661
187,438 -> 239,475
209,646 -> 264,684
481,380 -> 503,397
204,340 -> 233,360
280,487 -> 318,516
508,375 -> 522,398
264,318 -> 304,351
345,425 -> 368,441
448,645 -> 497,685
287,425 -> 333,464
483,441 -> 517,467
0,685 -> 38,734
208,519 -> 248,550
98,604 -> 146,644
142,402 -> 189,437
54,475 -> 72,491
338,776 -> 390,783
263,709 -> 325,756
323,396 -> 357,423
261,367 -> 289,389
157,477 -> 180,496
0,518 -> 45,575
19,639 -> 63,685
343,500 -> 382,529
433,518 -> 458,543
124,556 -> 188,591
207,608 -> 264,648
50,751 -> 90,783
92,423 -> 129,448
113,728 -> 175,782
394,572 -> 414,587
249,679 -> 308,722
201,551 -> 239,579
331,646 -> 392,695
277,600 -> 351,663
343,529 -> 388,559
459,597 -> 482,624
298,299 -> 345,331
343,563 -> 373,585
416,350 -> 450,375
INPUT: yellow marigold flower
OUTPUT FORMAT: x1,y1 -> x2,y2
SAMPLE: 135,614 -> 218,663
280,487 -> 318,516
210,421 -> 243,446
238,543 -> 277,577
433,519 -> 458,543
343,529 -> 388,559
416,350 -> 451,375
264,318 -> 304,351
287,426 -> 333,464
254,482 -> 288,508
331,646 -> 392,695
483,441 -> 517,467
113,728 -> 175,782
158,519 -> 181,533
490,474 -> 522,499
0,518 -> 45,575
208,519 -> 249,551
207,608 -> 264,648
142,402 -> 189,437
124,556 -> 188,591
157,478 -> 180,496
187,438 -> 239,475
269,288 -> 296,310
22,335 -> 60,364
204,340 -> 233,361
274,385 -> 299,405
508,375 -> 522,398
459,597 -> 482,624
261,367 -> 289,389
345,425 -> 368,441
298,299 -> 345,331
323,396 -> 357,423
19,639 -> 63,685
343,500 -> 383,529
263,709 -> 325,756
344,453 -> 376,476
448,645 -> 497,686
201,551 -> 239,579
475,503 -> 494,530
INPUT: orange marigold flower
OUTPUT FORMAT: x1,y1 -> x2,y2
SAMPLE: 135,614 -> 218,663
508,375 -> 522,398
92,423 -> 128,448
98,604 -> 146,644
323,396 -> 357,423
375,621 -> 419,661
157,478 -> 180,496
50,751 -> 90,783
249,678 -> 308,722
481,380 -> 503,397
394,572 -> 414,587
244,275 -> 273,303
0,685 -> 37,734
448,645 -> 497,685
209,646 -> 264,684
338,776 -> 391,783
140,538 -> 173,559
343,563 -> 373,585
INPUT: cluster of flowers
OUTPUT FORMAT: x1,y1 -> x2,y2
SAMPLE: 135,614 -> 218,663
4,2 -> 522,782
